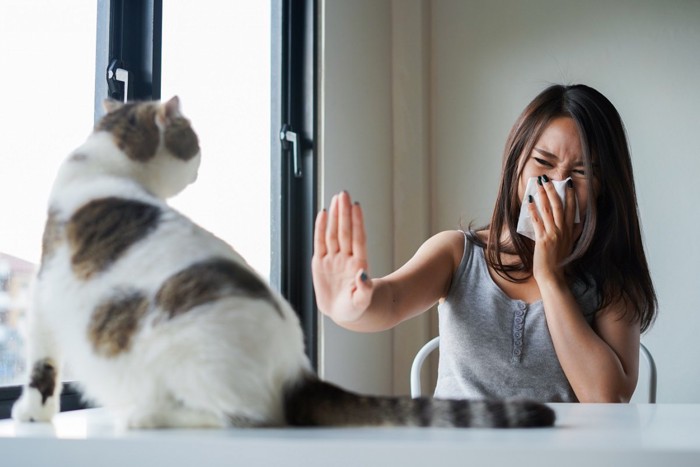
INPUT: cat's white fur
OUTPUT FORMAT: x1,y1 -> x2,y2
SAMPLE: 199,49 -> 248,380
12,97 -> 312,428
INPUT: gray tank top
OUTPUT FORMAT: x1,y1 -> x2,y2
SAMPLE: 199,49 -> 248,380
434,231 -> 599,402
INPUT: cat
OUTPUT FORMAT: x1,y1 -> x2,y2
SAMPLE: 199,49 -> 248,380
11,97 -> 555,429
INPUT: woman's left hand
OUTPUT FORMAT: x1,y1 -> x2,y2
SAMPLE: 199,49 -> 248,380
528,175 -> 578,286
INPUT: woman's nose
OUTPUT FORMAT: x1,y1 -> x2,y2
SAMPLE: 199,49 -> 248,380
548,169 -> 569,181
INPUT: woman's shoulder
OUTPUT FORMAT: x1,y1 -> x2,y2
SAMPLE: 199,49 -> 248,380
431,229 -> 467,243
424,230 -> 475,274
428,229 -> 467,251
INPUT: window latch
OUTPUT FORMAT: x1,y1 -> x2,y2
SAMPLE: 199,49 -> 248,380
280,124 -> 302,178
107,59 -> 130,103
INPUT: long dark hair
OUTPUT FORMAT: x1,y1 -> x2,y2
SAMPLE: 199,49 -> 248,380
480,84 -> 657,332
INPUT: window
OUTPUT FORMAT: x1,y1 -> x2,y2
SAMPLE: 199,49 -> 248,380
0,0 -> 97,388
0,0 -> 317,418
273,0 -> 318,366
161,1 -> 271,279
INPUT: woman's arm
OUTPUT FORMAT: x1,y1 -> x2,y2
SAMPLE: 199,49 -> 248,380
312,191 -> 463,332
538,280 -> 640,402
530,177 -> 640,402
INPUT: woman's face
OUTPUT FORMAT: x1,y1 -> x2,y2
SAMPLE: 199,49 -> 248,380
517,117 -> 593,239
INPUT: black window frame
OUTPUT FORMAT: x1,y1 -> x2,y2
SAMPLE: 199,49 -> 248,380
272,0 -> 318,368
0,0 -> 317,419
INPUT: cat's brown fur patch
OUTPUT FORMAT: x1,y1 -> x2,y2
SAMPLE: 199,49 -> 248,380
88,290 -> 149,357
155,258 -> 282,319
67,198 -> 161,280
28,358 -> 57,404
164,117 -> 199,160
96,103 -> 160,161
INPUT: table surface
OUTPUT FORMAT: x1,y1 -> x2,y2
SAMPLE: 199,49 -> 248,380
1,403 -> 699,467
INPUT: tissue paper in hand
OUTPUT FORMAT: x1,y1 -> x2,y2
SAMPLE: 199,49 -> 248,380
516,177 -> 580,240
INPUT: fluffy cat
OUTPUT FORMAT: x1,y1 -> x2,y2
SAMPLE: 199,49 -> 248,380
12,97 -> 555,429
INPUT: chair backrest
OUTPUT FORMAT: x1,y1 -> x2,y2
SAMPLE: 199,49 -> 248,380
409,336 -> 657,403
639,343 -> 657,403
409,336 -> 439,398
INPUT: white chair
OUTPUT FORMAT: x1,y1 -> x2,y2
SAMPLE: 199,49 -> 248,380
410,336 -> 657,403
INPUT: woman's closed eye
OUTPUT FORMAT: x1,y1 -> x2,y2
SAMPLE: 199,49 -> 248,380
534,157 -> 553,168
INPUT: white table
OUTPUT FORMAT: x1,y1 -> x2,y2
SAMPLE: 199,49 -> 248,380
1,403 -> 699,467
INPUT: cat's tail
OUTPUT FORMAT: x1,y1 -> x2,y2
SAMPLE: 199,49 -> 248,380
283,376 -> 555,428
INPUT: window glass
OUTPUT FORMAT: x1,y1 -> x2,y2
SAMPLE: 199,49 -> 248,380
161,1 -> 271,279
0,1 -> 97,386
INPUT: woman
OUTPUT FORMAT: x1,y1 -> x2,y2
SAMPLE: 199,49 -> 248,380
312,84 -> 657,403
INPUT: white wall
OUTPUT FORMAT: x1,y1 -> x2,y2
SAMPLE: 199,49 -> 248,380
319,0 -> 434,396
320,0 -> 700,402
318,0 -> 395,395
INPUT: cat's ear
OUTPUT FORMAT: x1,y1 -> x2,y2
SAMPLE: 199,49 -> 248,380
164,95 -> 181,118
156,96 -> 182,128
103,98 -> 123,113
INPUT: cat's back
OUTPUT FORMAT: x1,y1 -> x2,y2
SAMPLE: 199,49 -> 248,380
40,175 -> 278,324
39,158 -> 297,352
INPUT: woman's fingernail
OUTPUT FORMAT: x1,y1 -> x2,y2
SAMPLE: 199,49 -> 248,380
567,179 -> 574,189
354,201 -> 360,206
537,176 -> 542,186
528,195 -> 534,203
541,174 -> 549,183
360,271 -> 368,282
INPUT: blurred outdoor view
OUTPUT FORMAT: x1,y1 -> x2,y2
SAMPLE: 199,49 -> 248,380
0,1 -> 270,386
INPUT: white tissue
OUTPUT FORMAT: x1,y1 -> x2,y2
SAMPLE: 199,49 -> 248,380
516,177 -> 580,241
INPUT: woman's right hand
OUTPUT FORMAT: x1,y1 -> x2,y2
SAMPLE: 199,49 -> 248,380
312,191 -> 374,324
